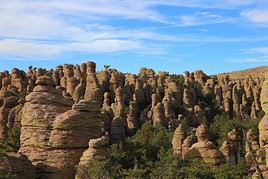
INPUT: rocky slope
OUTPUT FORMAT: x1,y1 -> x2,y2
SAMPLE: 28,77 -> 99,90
216,66 -> 268,80
0,61 -> 267,178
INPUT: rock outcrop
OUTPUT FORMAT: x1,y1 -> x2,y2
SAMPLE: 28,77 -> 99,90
0,60 -> 266,178
0,153 -> 35,179
0,96 -> 18,139
172,124 -> 186,157
184,124 -> 224,165
18,76 -> 103,178
18,76 -> 73,178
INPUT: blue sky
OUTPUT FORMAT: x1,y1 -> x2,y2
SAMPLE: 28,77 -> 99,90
1,0 -> 268,74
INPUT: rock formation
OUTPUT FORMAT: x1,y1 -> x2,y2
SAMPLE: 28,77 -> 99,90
84,61 -> 102,106
75,135 -> 110,179
0,60 -> 266,178
110,116 -> 126,142
172,124 -> 186,157
0,153 -> 35,179
18,76 -> 73,178
18,76 -> 102,178
0,96 -> 18,139
184,124 -> 224,165
220,129 -> 239,164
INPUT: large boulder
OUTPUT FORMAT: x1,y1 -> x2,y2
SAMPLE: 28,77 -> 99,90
18,76 -> 73,178
19,77 -> 103,179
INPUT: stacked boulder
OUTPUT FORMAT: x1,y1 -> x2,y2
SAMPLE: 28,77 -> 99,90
75,135 -> 109,179
183,124 -> 224,165
220,129 -> 239,164
18,76 -> 103,178
172,124 -> 186,157
18,76 -> 73,178
48,100 -> 103,178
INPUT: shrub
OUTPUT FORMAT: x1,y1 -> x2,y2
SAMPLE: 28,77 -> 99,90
0,126 -> 20,154
78,122 -> 249,179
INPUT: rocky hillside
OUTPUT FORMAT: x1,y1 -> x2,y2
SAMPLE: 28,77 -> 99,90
0,62 -> 267,178
215,66 -> 268,80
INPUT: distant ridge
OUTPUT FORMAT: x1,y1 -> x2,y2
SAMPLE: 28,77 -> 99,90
215,66 -> 268,80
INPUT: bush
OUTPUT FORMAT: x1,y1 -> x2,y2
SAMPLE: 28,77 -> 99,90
77,122 -> 250,179
77,122 -> 174,179
0,126 -> 20,154
213,161 -> 249,179
0,171 -> 16,179
76,156 -> 112,179
209,114 -> 235,146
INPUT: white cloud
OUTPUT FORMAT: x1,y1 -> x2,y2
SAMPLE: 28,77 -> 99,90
251,47 -> 268,54
227,57 -> 268,63
69,39 -> 142,53
244,47 -> 268,55
0,0 -> 176,59
178,11 -> 236,27
0,38 -> 144,58
241,9 -> 268,24
0,39 -> 63,58
231,47 -> 268,63
0,0 -> 168,23
145,0 -> 267,9
0,0 -> 268,60
199,29 -> 208,32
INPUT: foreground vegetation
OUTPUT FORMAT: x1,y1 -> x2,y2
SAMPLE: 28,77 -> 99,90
0,111 -> 262,178
0,126 -> 20,154
0,127 -> 20,179
77,119 -> 251,179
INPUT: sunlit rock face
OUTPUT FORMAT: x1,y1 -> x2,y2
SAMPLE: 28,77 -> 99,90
19,76 -> 102,179
184,124 -> 224,165
0,60 -> 267,178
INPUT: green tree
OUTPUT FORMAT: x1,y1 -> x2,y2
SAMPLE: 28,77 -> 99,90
0,126 -> 20,153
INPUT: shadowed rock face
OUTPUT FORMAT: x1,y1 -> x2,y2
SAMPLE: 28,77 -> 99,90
0,96 -> 18,139
0,153 -> 35,179
110,116 -> 126,143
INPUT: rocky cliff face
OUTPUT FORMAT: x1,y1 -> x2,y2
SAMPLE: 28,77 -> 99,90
19,76 -> 73,178
18,76 -> 102,179
0,61 -> 267,178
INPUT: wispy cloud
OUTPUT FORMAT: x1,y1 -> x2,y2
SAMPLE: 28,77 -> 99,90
145,0 -> 266,9
241,9 -> 268,24
250,47 -> 268,54
0,38 -> 144,58
178,11 -> 236,26
0,0 -> 176,59
0,39 -> 63,58
243,47 -> 268,55
229,47 -> 268,63
0,0 -> 268,61
227,57 -> 268,63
